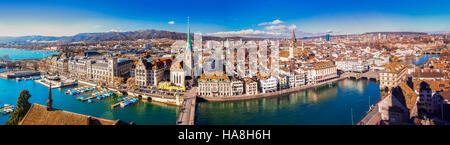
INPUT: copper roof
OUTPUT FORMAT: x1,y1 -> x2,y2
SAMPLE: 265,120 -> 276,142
381,62 -> 406,73
398,82 -> 418,110
412,72 -> 446,78
313,61 -> 335,70
412,80 -> 450,91
198,73 -> 230,81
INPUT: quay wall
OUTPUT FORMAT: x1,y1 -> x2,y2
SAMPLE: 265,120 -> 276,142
127,91 -> 178,106
199,76 -> 346,102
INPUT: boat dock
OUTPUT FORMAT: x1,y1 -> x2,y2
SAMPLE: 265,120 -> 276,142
0,70 -> 41,79
111,97 -> 137,109
0,105 -> 15,115
78,95 -> 97,101
176,87 -> 197,125
35,78 -> 78,88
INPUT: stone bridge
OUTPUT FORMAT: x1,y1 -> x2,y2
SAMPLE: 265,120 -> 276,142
347,71 -> 379,82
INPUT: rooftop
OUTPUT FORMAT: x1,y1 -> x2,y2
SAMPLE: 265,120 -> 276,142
19,104 -> 130,125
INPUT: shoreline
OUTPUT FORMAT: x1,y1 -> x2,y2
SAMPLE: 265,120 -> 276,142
198,76 -> 348,102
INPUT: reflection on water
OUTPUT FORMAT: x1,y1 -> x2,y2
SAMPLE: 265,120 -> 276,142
196,79 -> 380,125
403,54 -> 438,65
0,76 -> 179,125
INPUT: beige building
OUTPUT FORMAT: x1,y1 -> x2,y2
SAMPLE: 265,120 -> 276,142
198,72 -> 231,97
231,77 -> 244,96
197,72 -> 245,97
379,62 -> 407,90
134,58 -> 172,87
66,57 -> 133,84
309,61 -> 338,84
245,78 -> 258,95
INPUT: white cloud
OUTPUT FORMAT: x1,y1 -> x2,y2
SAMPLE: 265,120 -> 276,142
207,29 -> 280,38
265,24 -> 297,32
168,21 -> 175,25
109,29 -> 124,32
208,24 -> 317,38
258,19 -> 284,26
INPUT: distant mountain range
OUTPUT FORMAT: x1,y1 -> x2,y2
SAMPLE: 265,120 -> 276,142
0,29 -> 259,44
0,35 -> 61,43
1,30 -> 447,44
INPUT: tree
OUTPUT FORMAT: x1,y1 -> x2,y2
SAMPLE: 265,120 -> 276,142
126,77 -> 136,89
113,77 -> 124,88
5,90 -> 32,125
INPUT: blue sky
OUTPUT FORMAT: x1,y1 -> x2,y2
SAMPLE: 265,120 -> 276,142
0,0 -> 450,37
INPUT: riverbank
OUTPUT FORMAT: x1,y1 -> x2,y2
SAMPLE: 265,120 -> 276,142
0,70 -> 178,125
199,75 -> 346,102
195,78 -> 381,125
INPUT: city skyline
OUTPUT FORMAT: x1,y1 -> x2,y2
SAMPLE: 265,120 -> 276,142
1,0 -> 450,37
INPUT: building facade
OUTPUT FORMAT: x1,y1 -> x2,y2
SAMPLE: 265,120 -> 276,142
309,61 -> 338,84
379,62 -> 408,90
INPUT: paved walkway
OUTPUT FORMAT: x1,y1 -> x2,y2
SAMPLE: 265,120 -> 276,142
176,87 -> 197,125
358,105 -> 381,125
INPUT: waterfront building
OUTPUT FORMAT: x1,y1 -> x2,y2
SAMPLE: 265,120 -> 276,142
289,70 -> 306,88
134,58 -> 172,87
67,57 -> 133,84
197,72 -> 231,97
231,77 -> 244,96
279,74 -> 289,89
19,104 -> 130,125
335,59 -> 369,73
87,58 -> 133,84
309,61 -> 338,84
49,56 -> 69,75
68,57 -> 89,79
379,62 -> 408,90
245,77 -> 258,95
258,74 -> 278,94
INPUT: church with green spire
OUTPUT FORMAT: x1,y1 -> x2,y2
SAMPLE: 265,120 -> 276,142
184,16 -> 194,78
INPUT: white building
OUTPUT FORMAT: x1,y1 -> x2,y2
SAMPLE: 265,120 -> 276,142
258,75 -> 278,93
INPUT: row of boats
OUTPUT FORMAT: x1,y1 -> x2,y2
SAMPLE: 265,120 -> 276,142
66,86 -> 96,95
77,91 -> 114,103
0,104 -> 15,115
15,76 -> 41,81
119,97 -> 138,108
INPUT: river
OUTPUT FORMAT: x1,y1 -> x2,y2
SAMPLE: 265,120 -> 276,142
0,48 -> 435,125
0,48 -> 178,125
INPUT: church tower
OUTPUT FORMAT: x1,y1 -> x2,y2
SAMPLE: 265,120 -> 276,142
290,29 -> 297,47
289,29 -> 296,59
184,17 -> 194,77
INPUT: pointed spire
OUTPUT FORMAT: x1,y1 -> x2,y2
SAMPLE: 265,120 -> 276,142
47,82 -> 53,110
186,16 -> 192,52
290,29 -> 297,48
291,29 -> 296,42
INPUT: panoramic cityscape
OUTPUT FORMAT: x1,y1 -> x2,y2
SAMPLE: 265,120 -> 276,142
0,0 -> 449,126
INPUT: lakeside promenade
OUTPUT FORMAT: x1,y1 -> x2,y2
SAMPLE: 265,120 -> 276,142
199,74 -> 350,102
176,87 -> 197,125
